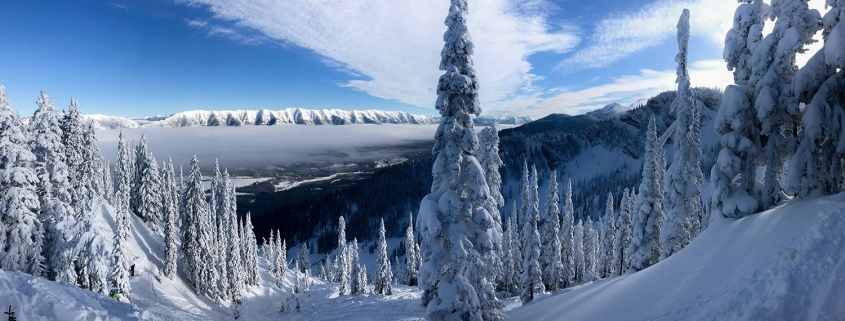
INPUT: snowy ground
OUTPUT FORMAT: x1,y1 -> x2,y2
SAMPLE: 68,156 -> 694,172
508,193 -> 845,320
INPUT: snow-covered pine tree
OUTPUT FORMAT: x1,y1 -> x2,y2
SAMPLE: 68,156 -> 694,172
417,2 -> 500,318
266,231 -> 277,276
102,159 -> 113,202
336,216 -> 349,294
60,98 -> 85,212
182,155 -> 219,299
614,188 -> 634,276
30,90 -> 76,283
0,85 -> 42,274
375,219 -> 393,295
712,0 -> 768,220
519,161 -> 531,233
81,124 -> 104,201
349,238 -> 362,294
584,217 -> 598,282
225,179 -> 244,301
298,242 -> 309,273
561,179 -> 575,288
540,171 -> 561,291
162,158 -> 178,280
73,208 -> 111,295
520,209 -> 542,304
405,213 -> 419,286
788,0 -> 845,197
628,116 -> 665,272
243,213 -> 261,286
600,193 -> 617,278
215,168 -> 231,300
131,135 -> 149,215
137,152 -> 162,231
109,134 -> 132,300
359,265 -> 369,294
508,202 -> 522,286
276,237 -> 287,287
749,0 -> 821,209
662,9 -> 703,261
478,124 -> 505,288
572,220 -> 585,283
501,210 -> 518,294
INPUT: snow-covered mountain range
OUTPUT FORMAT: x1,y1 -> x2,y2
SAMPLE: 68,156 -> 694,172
81,108 -> 533,130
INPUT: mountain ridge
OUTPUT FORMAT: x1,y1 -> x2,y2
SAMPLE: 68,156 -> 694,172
78,108 -> 534,130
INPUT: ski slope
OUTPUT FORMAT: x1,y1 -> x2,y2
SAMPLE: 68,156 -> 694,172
508,193 -> 845,320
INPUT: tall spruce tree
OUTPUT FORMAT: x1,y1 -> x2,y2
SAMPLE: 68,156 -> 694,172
60,98 -> 85,212
561,179 -> 575,288
336,216 -> 350,295
540,171 -> 562,291
749,0 -> 821,209
405,213 -> 419,286
662,9 -> 703,261
614,188 -> 635,276
416,1 -> 501,318
712,0 -> 768,219
788,0 -> 845,197
0,85 -> 42,274
30,90 -> 76,283
162,158 -> 178,279
572,220 -> 585,283
600,193 -> 617,278
375,219 -> 393,295
628,117 -> 665,272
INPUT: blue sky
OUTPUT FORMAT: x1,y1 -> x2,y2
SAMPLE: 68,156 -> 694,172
0,0 -> 759,118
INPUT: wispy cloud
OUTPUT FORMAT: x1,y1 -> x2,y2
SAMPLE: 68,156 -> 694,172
176,0 -> 579,111
492,59 -> 733,118
183,18 -> 266,45
556,0 -> 734,71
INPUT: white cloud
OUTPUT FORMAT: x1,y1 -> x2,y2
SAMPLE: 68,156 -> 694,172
557,0 -> 734,71
493,59 -> 733,118
177,0 -> 578,111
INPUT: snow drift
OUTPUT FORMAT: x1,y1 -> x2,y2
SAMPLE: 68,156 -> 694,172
508,193 -> 845,320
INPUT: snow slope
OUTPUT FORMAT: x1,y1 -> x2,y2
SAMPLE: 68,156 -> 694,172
0,198 -> 431,320
508,193 -> 845,320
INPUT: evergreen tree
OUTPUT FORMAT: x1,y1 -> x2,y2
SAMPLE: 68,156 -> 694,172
137,153 -> 162,231
572,220 -> 585,283
60,98 -> 85,212
375,219 -> 393,295
614,188 -> 634,276
131,135 -> 149,215
405,213 -> 419,286
0,85 -> 42,274
501,210 -> 519,294
561,179 -> 575,288
508,203 -> 522,285
416,2 -> 500,318
478,124 -> 505,287
712,0 -> 768,220
298,242 -> 310,273
276,237 -> 287,287
182,155 -> 219,299
583,217 -> 598,282
788,0 -> 845,197
336,216 -> 350,295
520,212 -> 542,304
243,213 -> 261,286
80,124 -> 104,202
599,193 -> 617,278
162,158 -> 178,279
540,171 -> 561,291
628,116 -> 665,272
662,9 -> 703,261
30,90 -> 76,283
225,179 -> 243,302
749,0 -> 821,209
349,239 -> 363,294
215,168 -> 231,300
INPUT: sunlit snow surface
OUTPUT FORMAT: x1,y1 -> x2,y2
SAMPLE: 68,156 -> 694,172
508,193 -> 845,320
